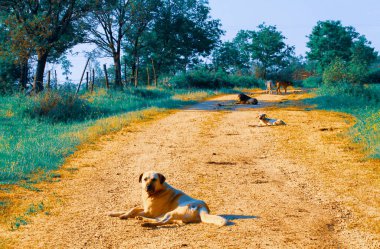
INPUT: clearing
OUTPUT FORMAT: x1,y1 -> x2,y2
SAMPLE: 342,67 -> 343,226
2,91 -> 379,248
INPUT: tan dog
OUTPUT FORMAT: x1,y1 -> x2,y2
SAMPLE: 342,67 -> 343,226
276,81 -> 292,94
108,171 -> 227,227
258,113 -> 286,126
265,80 -> 274,94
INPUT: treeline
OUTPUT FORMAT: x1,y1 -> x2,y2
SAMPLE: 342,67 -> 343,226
0,1 -> 379,94
0,0 -> 223,93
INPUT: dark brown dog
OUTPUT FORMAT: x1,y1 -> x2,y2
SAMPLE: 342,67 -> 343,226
237,93 -> 258,105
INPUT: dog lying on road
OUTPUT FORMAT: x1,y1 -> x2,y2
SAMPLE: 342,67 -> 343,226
258,113 -> 286,126
108,171 -> 227,227
237,93 -> 258,105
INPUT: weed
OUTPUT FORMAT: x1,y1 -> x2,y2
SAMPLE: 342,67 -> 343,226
10,216 -> 27,230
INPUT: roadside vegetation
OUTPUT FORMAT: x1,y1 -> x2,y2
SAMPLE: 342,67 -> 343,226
0,87 -> 226,184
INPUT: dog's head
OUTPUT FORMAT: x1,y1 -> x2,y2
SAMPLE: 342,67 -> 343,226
258,113 -> 267,120
139,171 -> 166,195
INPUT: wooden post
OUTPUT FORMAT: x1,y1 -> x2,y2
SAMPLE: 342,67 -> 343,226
151,58 -> 157,87
76,57 -> 90,95
103,64 -> 110,89
32,74 -> 37,94
134,57 -> 139,87
124,57 -> 127,86
146,67 -> 150,86
54,70 -> 58,89
86,71 -> 89,90
47,70 -> 51,89
91,69 -> 95,93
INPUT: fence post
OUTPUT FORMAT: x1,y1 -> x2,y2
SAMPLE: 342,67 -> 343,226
91,69 -> 95,93
47,70 -> 51,90
103,64 -> 110,89
76,57 -> 90,95
86,71 -> 89,91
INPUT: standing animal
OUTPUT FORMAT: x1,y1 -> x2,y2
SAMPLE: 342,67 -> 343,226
108,171 -> 227,227
265,80 -> 274,94
276,81 -> 292,94
257,113 -> 286,126
237,93 -> 258,105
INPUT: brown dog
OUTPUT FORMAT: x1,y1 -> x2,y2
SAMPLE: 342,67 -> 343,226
237,93 -> 258,105
258,113 -> 286,126
108,171 -> 227,227
276,81 -> 292,94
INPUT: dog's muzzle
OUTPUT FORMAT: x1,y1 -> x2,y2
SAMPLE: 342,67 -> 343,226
146,184 -> 155,193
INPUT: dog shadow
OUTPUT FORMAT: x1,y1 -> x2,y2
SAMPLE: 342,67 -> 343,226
220,214 -> 259,226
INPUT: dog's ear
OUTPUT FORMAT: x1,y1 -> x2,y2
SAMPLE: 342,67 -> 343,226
139,173 -> 143,183
157,173 -> 166,184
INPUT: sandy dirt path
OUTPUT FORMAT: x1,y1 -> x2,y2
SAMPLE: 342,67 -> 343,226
4,92 -> 380,248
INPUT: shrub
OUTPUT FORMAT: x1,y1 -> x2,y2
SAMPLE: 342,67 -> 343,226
302,76 -> 322,88
168,69 -> 262,89
322,59 -> 349,84
26,91 -> 91,122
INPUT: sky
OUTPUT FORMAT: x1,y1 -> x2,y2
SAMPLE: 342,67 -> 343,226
57,0 -> 380,82
208,0 -> 380,55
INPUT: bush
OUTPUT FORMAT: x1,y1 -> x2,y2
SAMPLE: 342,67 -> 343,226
26,91 -> 91,122
168,69 -> 262,89
302,76 -> 322,88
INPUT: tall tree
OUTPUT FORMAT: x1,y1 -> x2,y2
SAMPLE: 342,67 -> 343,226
87,0 -> 133,89
123,0 -> 161,86
212,41 -> 245,73
143,0 -> 223,76
248,24 -> 294,79
1,0 -> 91,92
306,20 -> 357,71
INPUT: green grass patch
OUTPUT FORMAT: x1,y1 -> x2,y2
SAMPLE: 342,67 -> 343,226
0,87 -> 221,184
304,83 -> 380,158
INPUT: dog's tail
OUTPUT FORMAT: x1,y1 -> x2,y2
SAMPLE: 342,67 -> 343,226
199,207 -> 227,227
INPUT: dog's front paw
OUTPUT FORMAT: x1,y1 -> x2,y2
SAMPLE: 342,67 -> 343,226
135,216 -> 144,220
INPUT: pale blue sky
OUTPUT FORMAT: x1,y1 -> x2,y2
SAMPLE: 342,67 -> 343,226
208,0 -> 380,55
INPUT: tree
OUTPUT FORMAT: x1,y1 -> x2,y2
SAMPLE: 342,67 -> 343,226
306,20 -> 377,71
1,0 -> 91,92
212,41 -> 245,73
142,0 -> 223,76
307,20 -> 377,83
123,0 -> 161,86
249,24 -> 294,79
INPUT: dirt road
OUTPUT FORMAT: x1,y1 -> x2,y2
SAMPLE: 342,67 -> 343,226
4,92 -> 380,248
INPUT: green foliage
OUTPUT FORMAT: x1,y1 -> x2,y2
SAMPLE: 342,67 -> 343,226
302,76 -> 322,88
249,23 -> 295,78
322,58 -> 372,84
26,91 -> 92,123
322,58 -> 349,84
168,69 -> 263,89
306,20 -> 377,75
0,88 -> 218,183
212,42 -> 247,73
305,84 -> 380,158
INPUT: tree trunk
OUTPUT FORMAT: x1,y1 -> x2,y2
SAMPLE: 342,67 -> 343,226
19,60 -> 28,91
113,53 -> 122,89
35,50 -> 49,93
134,57 -> 139,87
151,58 -> 157,87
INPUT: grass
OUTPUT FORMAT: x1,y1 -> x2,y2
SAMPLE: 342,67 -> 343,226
304,83 -> 380,158
0,87 -> 222,184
